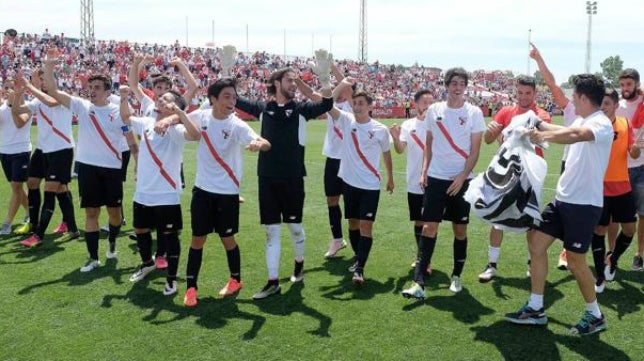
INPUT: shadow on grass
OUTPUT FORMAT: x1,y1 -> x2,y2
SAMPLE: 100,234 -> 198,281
238,281 -> 332,337
490,274 -> 573,309
101,278 -> 266,341
0,233 -> 78,265
18,258 -> 131,294
598,269 -> 644,320
471,319 -> 630,361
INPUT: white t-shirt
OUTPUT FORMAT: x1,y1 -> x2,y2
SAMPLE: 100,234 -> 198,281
618,95 -> 644,168
70,96 -> 126,169
561,101 -> 578,161
424,101 -> 486,180
26,99 -> 75,153
189,110 -> 259,195
336,111 -> 391,191
0,102 -> 32,154
556,110 -> 613,207
323,101 -> 353,159
400,117 -> 426,194
140,95 -> 157,118
130,116 -> 186,206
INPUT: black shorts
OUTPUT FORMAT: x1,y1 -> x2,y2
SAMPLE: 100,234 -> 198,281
598,192 -> 637,226
121,150 -> 131,182
190,187 -> 239,237
421,176 -> 471,224
44,148 -> 74,184
407,192 -> 424,221
343,183 -> 380,221
28,148 -> 46,179
133,201 -> 183,232
535,200 -> 602,254
259,177 -> 305,224
324,157 -> 344,197
1,151 -> 30,182
77,162 -> 123,208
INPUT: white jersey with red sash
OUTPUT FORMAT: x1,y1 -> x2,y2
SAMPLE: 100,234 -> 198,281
69,97 -> 125,169
336,110 -> 390,191
400,117 -> 426,194
130,116 -> 186,206
424,101 -> 485,180
189,110 -> 259,195
26,99 -> 74,153
323,100 -> 352,159
0,102 -> 32,154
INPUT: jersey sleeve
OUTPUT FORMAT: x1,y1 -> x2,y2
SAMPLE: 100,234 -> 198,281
69,96 -> 90,118
298,97 -> 334,120
493,107 -> 510,128
235,119 -> 261,146
471,107 -> 486,133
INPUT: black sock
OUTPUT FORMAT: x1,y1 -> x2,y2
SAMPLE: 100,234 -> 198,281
57,191 -> 78,232
226,245 -> 241,281
136,231 -> 153,263
591,233 -> 606,280
164,232 -> 180,284
612,232 -> 634,266
267,279 -> 279,286
349,229 -> 360,256
85,231 -> 99,260
108,223 -> 120,252
489,262 -> 498,269
453,238 -> 468,277
328,205 -> 343,239
414,225 -> 423,259
36,191 -> 56,238
155,229 -> 167,257
357,235 -> 373,269
28,188 -> 41,228
293,259 -> 304,276
414,235 -> 437,285
186,247 -> 203,289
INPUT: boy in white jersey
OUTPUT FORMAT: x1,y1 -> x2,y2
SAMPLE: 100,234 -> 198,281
119,87 -> 199,296
12,70 -> 79,246
506,74 -> 613,336
402,67 -> 485,299
390,89 -> 435,271
183,78 -> 270,307
42,48 -> 127,272
327,87 -> 394,284
0,79 -> 30,235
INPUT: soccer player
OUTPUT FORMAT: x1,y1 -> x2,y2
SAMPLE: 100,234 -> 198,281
234,50 -> 334,300
591,88 -> 639,293
42,48 -> 127,272
506,74 -> 613,336
11,70 -> 79,246
327,86 -> 394,284
390,89 -> 435,270
0,79 -> 30,235
182,77 -> 270,307
478,75 -> 551,282
119,85 -> 199,296
402,67 -> 485,299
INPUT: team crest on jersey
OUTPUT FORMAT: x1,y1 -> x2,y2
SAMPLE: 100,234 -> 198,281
458,117 -> 467,125
222,129 -> 231,139
109,113 -> 116,122
367,131 -> 375,139
285,109 -> 293,117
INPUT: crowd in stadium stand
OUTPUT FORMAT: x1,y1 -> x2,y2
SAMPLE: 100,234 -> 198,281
1,30 -> 555,115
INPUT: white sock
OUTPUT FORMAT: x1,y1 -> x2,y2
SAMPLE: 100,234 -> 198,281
488,246 -> 500,264
265,224 -> 281,280
586,300 -> 602,318
528,293 -> 544,310
287,223 -> 305,262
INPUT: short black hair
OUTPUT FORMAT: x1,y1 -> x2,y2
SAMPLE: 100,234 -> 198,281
207,77 -> 237,100
267,68 -> 295,96
352,90 -> 374,105
572,74 -> 605,107
414,89 -> 433,103
444,67 -> 469,87
516,75 -> 536,90
87,74 -> 111,91
619,68 -> 640,83
152,75 -> 172,87
165,90 -> 186,110
604,88 -> 619,104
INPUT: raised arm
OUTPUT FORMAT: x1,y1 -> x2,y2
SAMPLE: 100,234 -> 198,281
235,97 -> 267,119
128,53 -> 153,103
170,57 -> 199,104
42,48 -> 71,108
296,78 -> 322,102
18,71 -> 58,107
10,85 -> 30,129
529,42 -> 569,109
118,86 -> 133,125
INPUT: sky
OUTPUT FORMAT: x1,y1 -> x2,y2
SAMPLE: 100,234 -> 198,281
3,0 -> 643,84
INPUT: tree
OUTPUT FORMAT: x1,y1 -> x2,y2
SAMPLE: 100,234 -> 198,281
533,71 -> 546,86
600,55 -> 623,87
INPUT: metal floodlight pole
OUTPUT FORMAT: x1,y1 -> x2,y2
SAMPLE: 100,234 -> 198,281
585,1 -> 598,74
